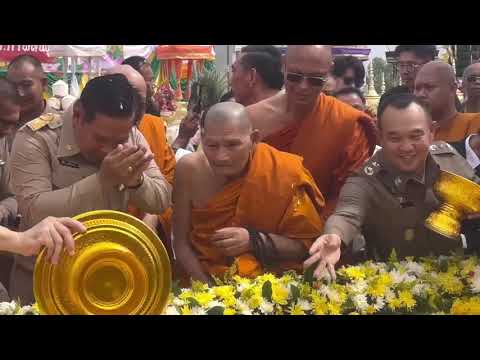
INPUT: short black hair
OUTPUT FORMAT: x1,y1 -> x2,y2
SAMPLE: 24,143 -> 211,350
78,74 -> 139,123
239,45 -> 284,90
0,78 -> 20,105
332,56 -> 365,88
333,86 -> 366,104
395,45 -> 437,61
7,54 -> 45,76
377,92 -> 431,129
122,56 -> 149,74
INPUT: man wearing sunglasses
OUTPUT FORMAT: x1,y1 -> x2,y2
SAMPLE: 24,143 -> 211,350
461,62 -> 480,113
246,45 -> 377,217
414,61 -> 480,142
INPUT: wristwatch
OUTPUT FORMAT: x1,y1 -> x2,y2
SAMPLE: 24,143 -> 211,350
127,174 -> 145,190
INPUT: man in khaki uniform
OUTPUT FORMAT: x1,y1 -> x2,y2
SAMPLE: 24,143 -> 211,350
0,78 -> 20,296
9,74 -> 172,304
304,93 -> 480,280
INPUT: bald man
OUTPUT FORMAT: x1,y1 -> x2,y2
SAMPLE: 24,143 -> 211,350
461,62 -> 480,113
172,102 -> 325,284
415,61 -> 480,142
246,45 -> 377,218
7,55 -> 58,129
107,65 -> 175,245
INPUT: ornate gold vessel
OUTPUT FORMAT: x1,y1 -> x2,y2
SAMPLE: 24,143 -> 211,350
425,170 -> 480,239
34,210 -> 171,315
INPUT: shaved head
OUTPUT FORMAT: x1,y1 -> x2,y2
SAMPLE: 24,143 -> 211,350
106,65 -> 147,99
201,102 -> 258,179
286,45 -> 333,63
202,102 -> 252,134
284,46 -> 333,112
416,61 -> 457,86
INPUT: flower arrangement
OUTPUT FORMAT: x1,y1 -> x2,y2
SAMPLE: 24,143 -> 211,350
3,253 -> 480,315
166,253 -> 480,315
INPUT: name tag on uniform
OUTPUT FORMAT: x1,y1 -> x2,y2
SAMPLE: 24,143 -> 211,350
59,159 -> 80,168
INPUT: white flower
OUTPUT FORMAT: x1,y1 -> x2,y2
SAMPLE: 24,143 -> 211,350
259,301 -> 274,314
235,300 -> 252,315
348,279 -> 368,294
412,283 -> 428,297
165,306 -> 180,315
390,269 -> 415,285
404,261 -> 425,277
0,301 -> 17,315
373,297 -> 385,311
470,273 -> 480,294
16,305 -> 34,315
318,285 -> 341,303
385,289 -> 396,302
173,298 -> 185,307
352,294 -> 369,312
207,300 -> 224,309
190,307 -> 207,315
297,299 -> 312,311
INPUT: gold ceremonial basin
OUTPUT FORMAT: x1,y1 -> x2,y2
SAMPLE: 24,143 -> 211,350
34,210 -> 171,315
425,170 -> 480,239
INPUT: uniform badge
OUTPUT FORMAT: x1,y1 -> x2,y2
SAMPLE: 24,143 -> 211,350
364,166 -> 374,176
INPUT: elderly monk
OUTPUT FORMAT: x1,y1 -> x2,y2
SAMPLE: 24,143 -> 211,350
415,61 -> 480,142
461,62 -> 480,113
106,65 -> 175,243
246,45 -> 377,217
173,102 -> 325,284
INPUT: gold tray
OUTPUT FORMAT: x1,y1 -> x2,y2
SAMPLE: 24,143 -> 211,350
34,210 -> 171,315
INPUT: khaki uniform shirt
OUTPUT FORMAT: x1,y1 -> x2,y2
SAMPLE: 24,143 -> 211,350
325,141 -> 479,261
8,110 -> 172,303
0,137 -> 17,226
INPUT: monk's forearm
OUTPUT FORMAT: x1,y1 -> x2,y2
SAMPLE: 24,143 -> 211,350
266,233 -> 308,261
174,242 -> 212,284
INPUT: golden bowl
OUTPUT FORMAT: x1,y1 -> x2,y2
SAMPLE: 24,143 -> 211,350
425,170 -> 480,239
34,210 -> 171,315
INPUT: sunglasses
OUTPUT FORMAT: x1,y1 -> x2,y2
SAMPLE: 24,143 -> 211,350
286,72 -> 326,87
467,75 -> 480,83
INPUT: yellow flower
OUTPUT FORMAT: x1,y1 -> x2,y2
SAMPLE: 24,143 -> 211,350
194,292 -> 216,306
437,273 -> 464,295
179,290 -> 194,300
451,297 -> 480,315
398,290 -> 416,310
181,305 -> 192,315
224,308 -> 236,315
311,294 -> 328,315
365,305 -> 376,315
327,302 -> 342,315
289,304 -> 305,315
387,297 -> 402,311
213,285 -> 235,299
257,273 -> 277,285
272,284 -> 289,305
344,266 -> 366,280
222,295 -> 237,308
191,280 -> 209,293
247,294 -> 263,309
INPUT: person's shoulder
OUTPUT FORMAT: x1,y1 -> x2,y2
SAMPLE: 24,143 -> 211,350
176,151 -> 203,176
463,112 -> 480,124
429,141 -> 458,156
246,91 -> 285,117
21,113 -> 63,133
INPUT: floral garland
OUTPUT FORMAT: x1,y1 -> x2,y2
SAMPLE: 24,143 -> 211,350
3,254 -> 480,315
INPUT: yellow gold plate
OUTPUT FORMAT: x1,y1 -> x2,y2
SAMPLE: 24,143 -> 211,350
34,210 -> 171,315
425,170 -> 480,239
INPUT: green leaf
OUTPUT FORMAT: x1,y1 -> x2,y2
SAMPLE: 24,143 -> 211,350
207,306 -> 225,315
291,285 -> 300,302
187,297 -> 200,308
388,249 -> 398,265
262,281 -> 273,302
172,280 -> 182,297
303,262 -> 317,284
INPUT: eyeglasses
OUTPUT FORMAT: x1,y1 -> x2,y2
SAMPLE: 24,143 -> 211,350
286,72 -> 327,87
467,75 -> 480,83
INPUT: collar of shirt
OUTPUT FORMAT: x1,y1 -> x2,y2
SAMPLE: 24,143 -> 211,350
465,134 -> 480,169
57,107 -> 81,158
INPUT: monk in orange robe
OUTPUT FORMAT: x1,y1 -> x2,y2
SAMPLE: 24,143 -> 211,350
246,46 -> 377,218
173,102 -> 325,283
415,60 -> 480,142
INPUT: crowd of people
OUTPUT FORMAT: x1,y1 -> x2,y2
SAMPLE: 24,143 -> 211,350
1,45 -> 480,306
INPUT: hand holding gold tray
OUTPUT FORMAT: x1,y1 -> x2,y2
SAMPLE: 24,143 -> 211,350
425,170 -> 480,239
34,210 -> 171,315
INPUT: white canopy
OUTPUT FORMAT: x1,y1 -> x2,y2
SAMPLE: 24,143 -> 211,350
48,45 -> 107,57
